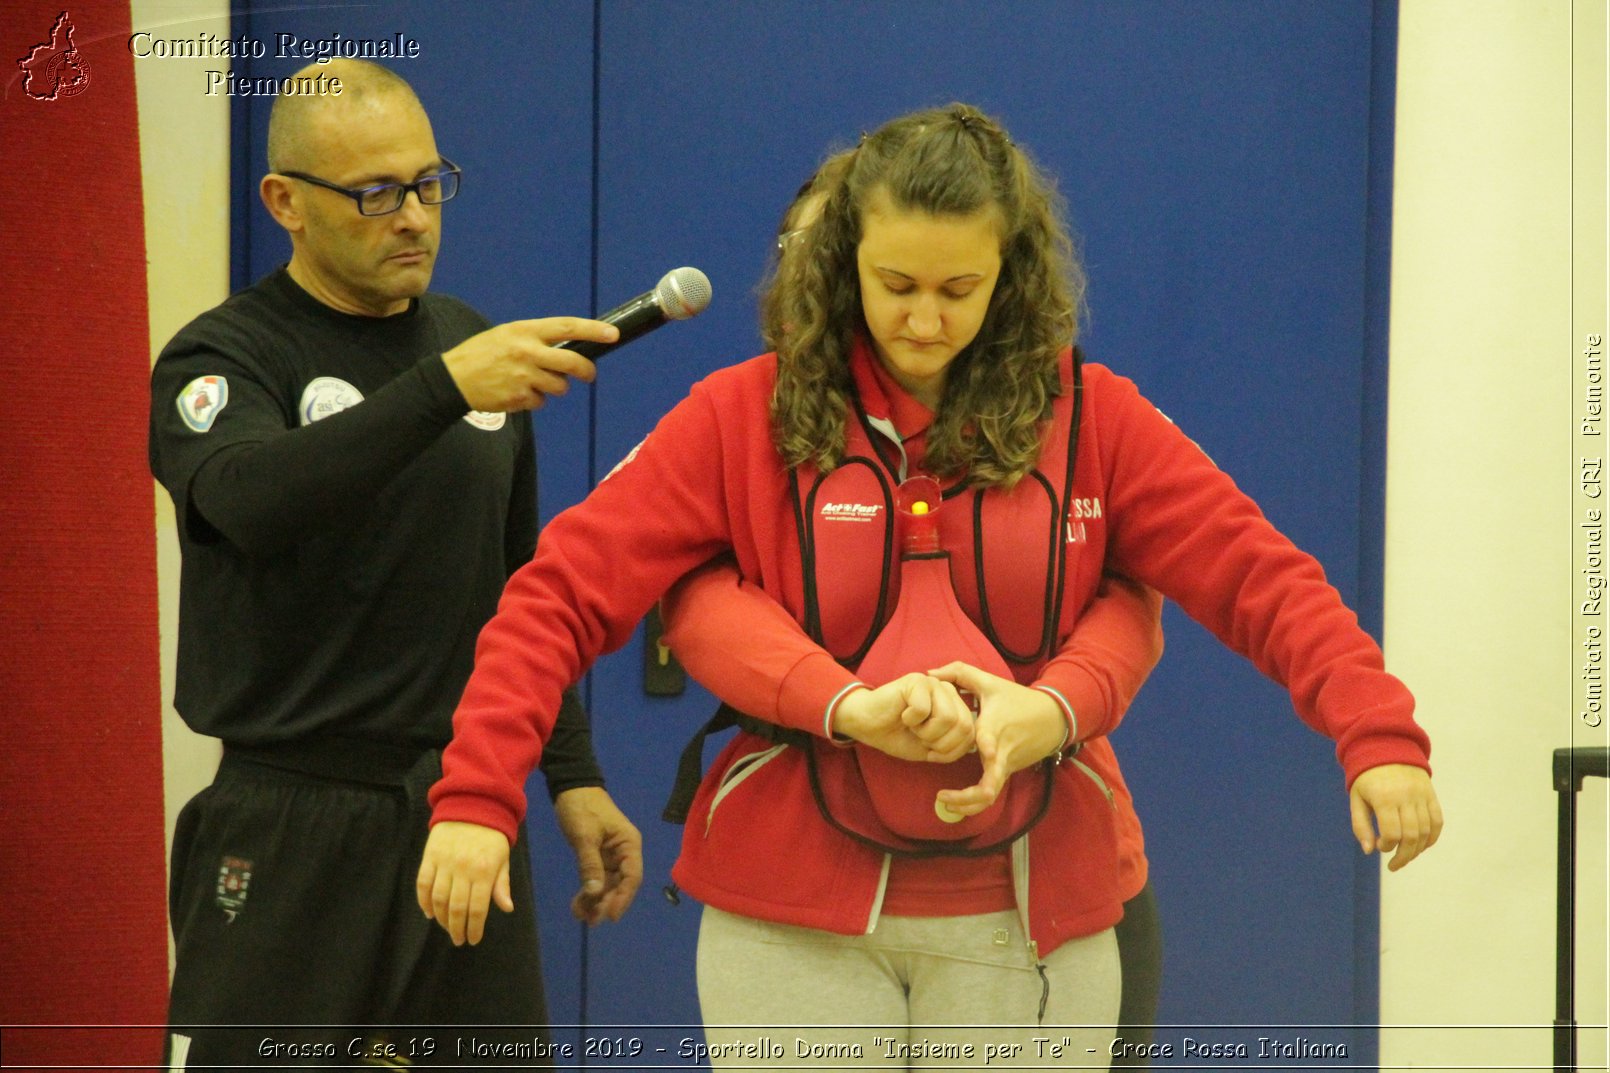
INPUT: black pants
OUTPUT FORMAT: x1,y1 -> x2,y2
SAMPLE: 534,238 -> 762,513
164,746 -> 551,1068
1112,881 -> 1164,1069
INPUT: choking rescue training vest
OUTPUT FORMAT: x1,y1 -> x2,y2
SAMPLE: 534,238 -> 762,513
665,350 -> 1100,857
786,352 -> 1088,853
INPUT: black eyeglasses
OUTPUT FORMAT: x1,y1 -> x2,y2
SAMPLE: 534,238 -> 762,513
279,158 -> 462,216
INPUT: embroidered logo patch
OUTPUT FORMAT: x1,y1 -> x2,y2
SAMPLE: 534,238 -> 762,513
177,376 -> 228,432
462,410 -> 506,431
299,377 -> 364,426
215,855 -> 253,922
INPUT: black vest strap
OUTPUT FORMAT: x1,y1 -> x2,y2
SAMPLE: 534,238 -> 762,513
661,703 -> 811,824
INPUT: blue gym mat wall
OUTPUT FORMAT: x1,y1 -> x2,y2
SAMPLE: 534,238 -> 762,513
233,1 -> 1398,1060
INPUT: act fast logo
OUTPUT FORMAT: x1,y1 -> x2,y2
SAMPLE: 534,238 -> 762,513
819,502 -> 883,523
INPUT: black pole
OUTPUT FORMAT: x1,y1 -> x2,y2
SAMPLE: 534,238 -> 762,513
1552,746 -> 1610,1073
1553,752 -> 1576,1073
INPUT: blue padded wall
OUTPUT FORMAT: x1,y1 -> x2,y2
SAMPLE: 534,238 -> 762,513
235,1 -> 1397,1062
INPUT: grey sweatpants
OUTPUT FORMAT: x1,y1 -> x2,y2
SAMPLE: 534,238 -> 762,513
696,906 -> 1120,1069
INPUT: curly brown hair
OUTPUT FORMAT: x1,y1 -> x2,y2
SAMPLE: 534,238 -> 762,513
764,103 -> 1086,487
758,150 -> 853,353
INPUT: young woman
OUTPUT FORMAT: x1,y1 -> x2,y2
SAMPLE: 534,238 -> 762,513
419,104 -> 1441,1066
658,150 -> 1169,1062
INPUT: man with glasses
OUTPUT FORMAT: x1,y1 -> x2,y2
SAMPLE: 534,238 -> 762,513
149,59 -> 637,1065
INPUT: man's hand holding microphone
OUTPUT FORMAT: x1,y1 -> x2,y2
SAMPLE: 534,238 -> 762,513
442,267 -> 713,412
442,317 -> 618,412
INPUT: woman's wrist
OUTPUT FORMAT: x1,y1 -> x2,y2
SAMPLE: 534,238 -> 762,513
1028,684 -> 1076,755
823,682 -> 867,745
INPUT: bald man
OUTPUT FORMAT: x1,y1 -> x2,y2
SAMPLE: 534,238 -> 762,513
149,60 -> 639,1066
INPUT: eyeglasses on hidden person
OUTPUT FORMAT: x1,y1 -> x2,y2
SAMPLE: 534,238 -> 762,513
277,158 -> 461,216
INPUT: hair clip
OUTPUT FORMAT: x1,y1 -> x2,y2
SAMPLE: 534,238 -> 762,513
954,109 -> 1015,148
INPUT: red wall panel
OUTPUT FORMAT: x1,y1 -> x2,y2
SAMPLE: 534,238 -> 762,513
1,1 -> 169,1064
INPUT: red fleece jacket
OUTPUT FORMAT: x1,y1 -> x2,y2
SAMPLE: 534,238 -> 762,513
431,345 -> 1429,949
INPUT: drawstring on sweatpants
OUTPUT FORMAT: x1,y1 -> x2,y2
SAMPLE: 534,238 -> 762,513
1036,960 -> 1051,1023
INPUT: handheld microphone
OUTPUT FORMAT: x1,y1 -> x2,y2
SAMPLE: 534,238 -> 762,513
556,267 -> 712,359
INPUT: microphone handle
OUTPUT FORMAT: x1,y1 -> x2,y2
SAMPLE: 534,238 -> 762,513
554,292 -> 666,360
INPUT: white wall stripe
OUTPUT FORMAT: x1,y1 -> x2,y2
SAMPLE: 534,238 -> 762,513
1384,0 -> 1607,1066
131,0 -> 232,977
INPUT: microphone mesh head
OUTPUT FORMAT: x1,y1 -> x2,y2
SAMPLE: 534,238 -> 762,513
655,267 -> 713,320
